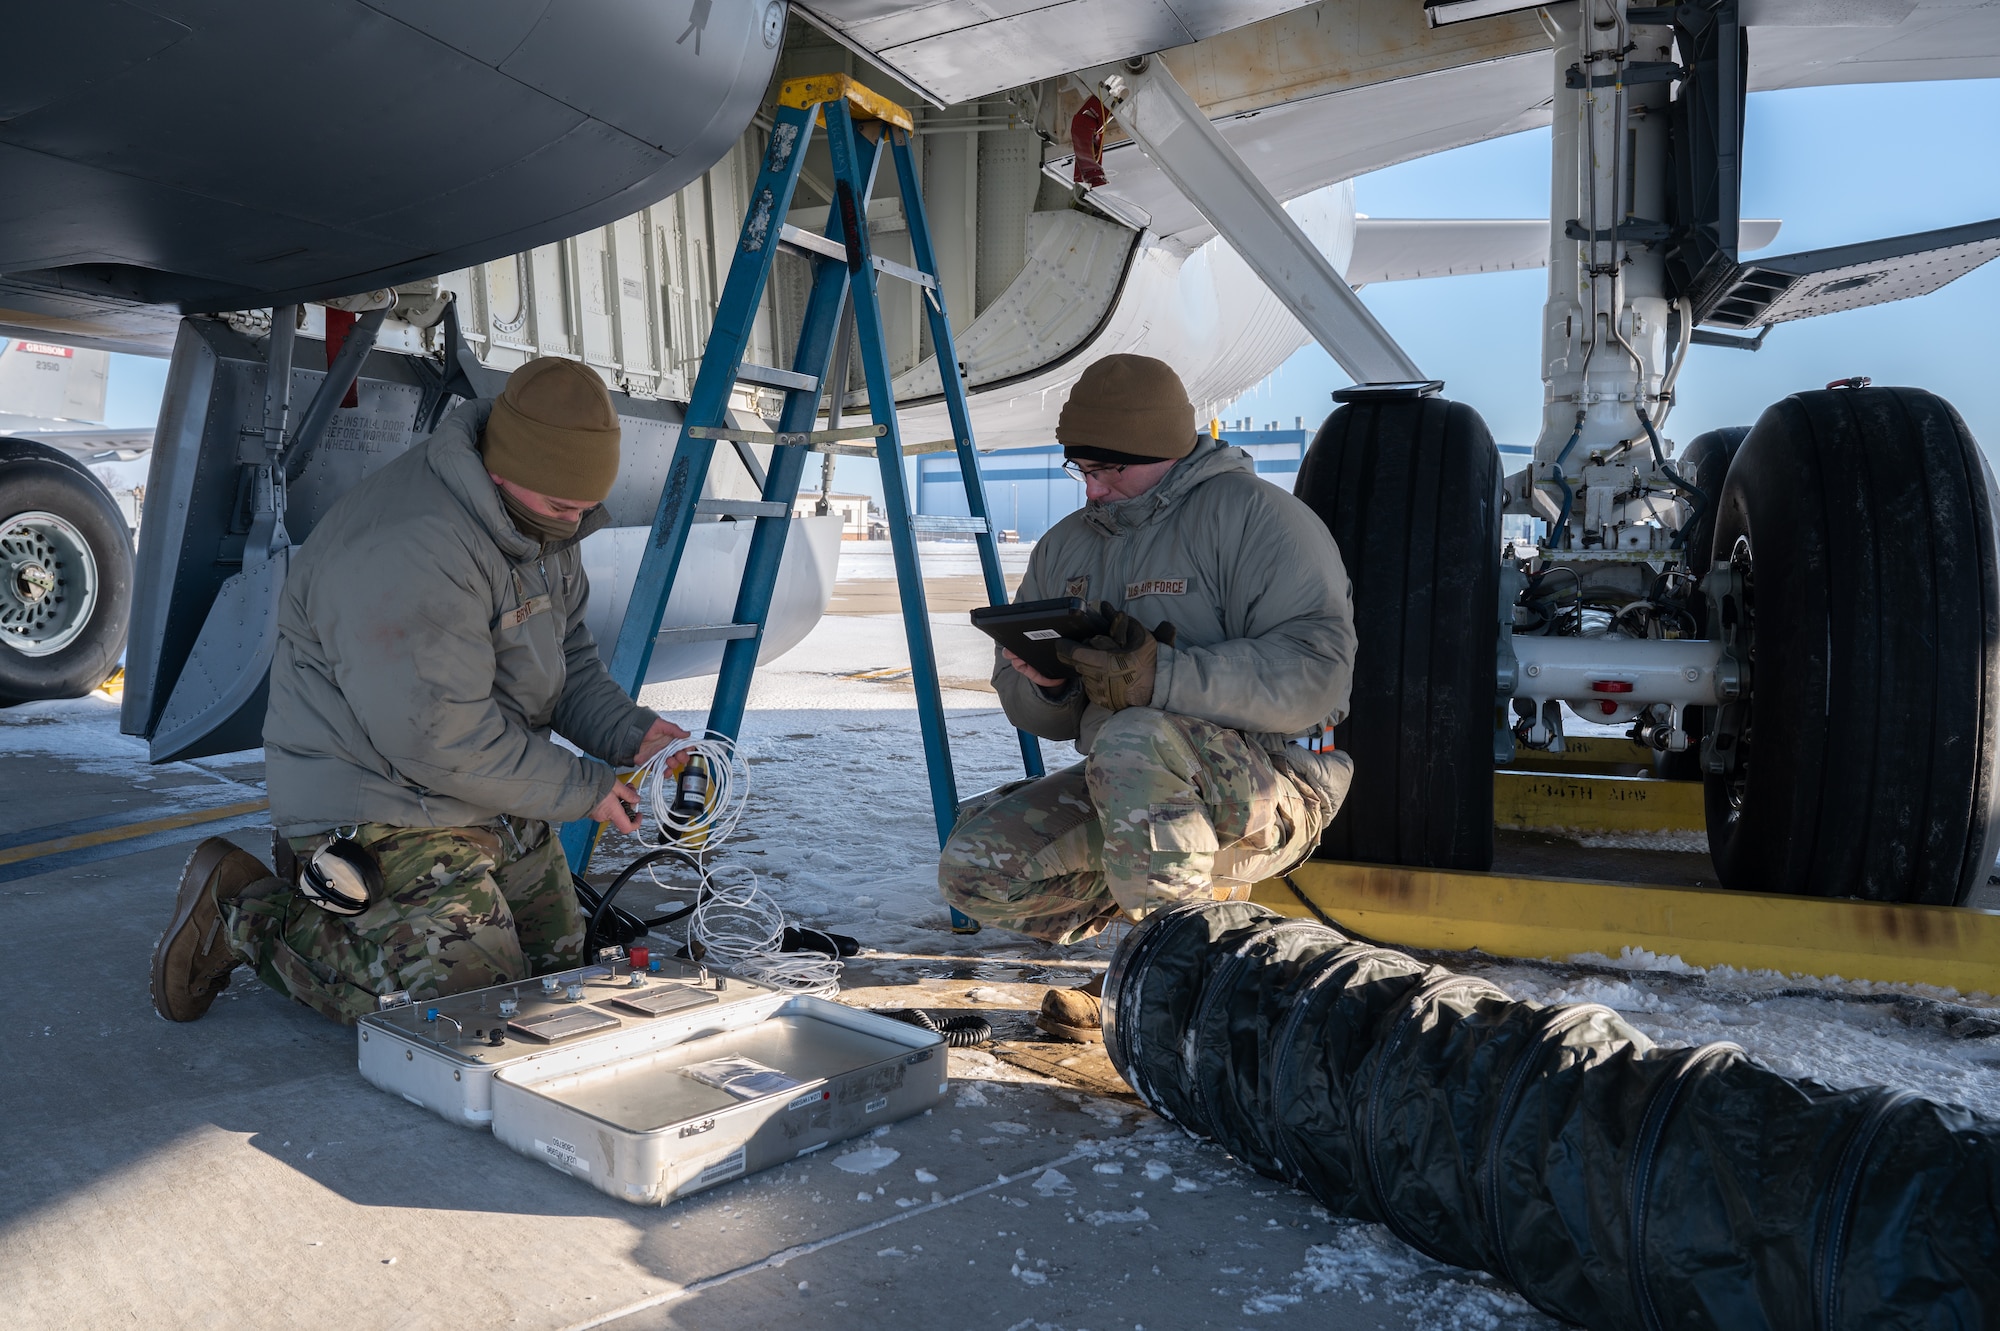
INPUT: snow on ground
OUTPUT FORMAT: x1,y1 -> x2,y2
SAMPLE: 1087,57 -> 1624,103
1459,953 -> 2000,1120
0,691 -> 264,800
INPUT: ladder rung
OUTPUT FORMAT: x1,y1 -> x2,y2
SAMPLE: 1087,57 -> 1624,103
696,499 -> 790,519
737,362 -> 819,392
779,224 -> 849,263
871,255 -> 937,291
912,515 -> 989,534
655,624 -> 759,643
688,424 -> 886,446
813,436 -> 966,458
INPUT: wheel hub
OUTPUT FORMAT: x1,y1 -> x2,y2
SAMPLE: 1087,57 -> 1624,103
0,511 -> 99,657
15,560 -> 55,603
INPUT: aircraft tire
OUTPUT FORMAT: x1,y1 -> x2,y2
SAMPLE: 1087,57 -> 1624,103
1704,387 -> 2000,905
1654,425 -> 1749,781
1676,424 -> 1749,580
1293,395 -> 1499,870
0,438 -> 134,706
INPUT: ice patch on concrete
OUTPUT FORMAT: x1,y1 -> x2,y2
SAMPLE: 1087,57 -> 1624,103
1081,1206 -> 1148,1226
831,1145 -> 900,1174
1287,1221 -> 1552,1329
1028,1168 -> 1073,1197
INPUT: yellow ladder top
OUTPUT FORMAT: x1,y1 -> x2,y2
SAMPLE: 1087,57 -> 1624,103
777,73 -> 914,132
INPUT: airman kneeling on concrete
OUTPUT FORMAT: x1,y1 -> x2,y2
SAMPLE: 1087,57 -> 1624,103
151,357 -> 683,1025
938,354 -> 1356,1040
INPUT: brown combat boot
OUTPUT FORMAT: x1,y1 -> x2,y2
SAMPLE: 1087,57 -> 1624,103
150,837 -> 270,1022
1036,971 -> 1107,1043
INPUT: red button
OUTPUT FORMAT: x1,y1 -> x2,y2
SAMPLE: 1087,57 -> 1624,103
1590,680 -> 1635,693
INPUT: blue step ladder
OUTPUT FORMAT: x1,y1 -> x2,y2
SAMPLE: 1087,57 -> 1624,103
561,74 -> 1044,932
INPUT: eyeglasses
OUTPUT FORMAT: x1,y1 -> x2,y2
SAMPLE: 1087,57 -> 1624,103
1061,459 -> 1128,481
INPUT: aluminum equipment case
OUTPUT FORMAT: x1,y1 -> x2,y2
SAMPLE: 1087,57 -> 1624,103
491,996 -> 949,1205
356,953 -> 787,1128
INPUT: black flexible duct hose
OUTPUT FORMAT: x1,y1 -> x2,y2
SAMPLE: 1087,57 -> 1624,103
885,1008 -> 993,1047
1105,901 -> 2000,1330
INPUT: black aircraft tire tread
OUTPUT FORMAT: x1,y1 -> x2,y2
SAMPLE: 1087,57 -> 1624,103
1676,424 -> 1749,581
1705,386 -> 2000,906
0,444 -> 134,706
1294,397 -> 1499,870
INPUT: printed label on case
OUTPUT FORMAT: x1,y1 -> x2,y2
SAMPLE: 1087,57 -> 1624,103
1023,629 -> 1062,641
538,1137 -> 589,1175
696,1145 -> 747,1188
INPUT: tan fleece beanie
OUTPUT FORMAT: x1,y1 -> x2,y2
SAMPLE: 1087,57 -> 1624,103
1055,354 -> 1198,464
482,357 -> 622,502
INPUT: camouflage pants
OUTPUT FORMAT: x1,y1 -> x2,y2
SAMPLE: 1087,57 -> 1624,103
223,820 -> 584,1025
939,709 -> 1353,945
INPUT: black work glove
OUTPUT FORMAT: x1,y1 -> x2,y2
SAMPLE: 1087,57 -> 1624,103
1055,603 -> 1173,712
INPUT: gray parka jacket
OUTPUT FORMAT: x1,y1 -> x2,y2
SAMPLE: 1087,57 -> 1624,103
995,436 -> 1355,755
264,401 -> 656,837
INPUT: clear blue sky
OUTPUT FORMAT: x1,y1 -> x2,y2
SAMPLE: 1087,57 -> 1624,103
103,78 -> 2000,472
1219,77 -> 2000,454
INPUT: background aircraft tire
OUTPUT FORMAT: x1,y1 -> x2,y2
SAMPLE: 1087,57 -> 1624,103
1676,424 -> 1749,580
1294,395 -> 1499,870
1704,387 -> 2000,905
0,439 -> 134,706
1654,425 -> 1749,781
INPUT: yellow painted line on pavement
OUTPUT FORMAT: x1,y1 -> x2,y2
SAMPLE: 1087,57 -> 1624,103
1494,769 -> 1706,834
0,798 -> 269,868
1255,860 -> 2000,995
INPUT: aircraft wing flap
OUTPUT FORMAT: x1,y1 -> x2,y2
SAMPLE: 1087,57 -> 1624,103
1346,218 -> 1548,285
1346,218 -> 1782,286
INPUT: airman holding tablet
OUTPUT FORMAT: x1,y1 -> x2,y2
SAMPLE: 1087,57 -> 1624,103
940,354 -> 1358,1040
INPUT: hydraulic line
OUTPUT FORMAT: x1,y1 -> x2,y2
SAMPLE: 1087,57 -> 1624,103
1549,418 -> 1584,546
1638,404 -> 1708,549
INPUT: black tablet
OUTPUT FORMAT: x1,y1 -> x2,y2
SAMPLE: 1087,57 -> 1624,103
970,597 -> 1110,680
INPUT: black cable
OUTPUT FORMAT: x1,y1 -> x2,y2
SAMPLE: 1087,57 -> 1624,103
781,925 -> 861,957
1281,873 -> 1394,949
1638,405 -> 1709,551
578,846 -> 705,955
885,1007 -> 993,1047
571,875 -> 654,951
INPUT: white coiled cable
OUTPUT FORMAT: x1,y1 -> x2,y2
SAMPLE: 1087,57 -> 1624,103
623,731 -> 839,996
635,728 -> 750,849
690,866 -> 843,998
